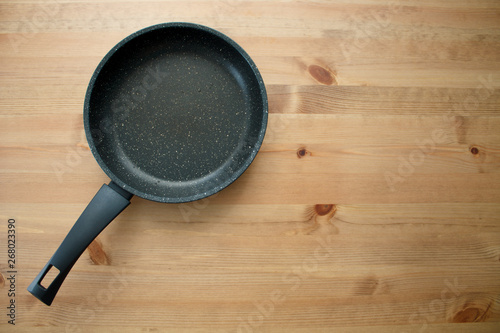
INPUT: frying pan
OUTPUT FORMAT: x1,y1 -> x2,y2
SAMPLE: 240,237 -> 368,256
28,23 -> 268,306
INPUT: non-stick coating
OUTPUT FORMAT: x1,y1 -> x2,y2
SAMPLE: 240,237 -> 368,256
84,23 -> 267,202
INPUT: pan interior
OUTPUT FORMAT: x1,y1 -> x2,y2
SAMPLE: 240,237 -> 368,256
86,25 -> 266,201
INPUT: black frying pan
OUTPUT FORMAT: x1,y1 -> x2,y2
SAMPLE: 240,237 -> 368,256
28,23 -> 267,306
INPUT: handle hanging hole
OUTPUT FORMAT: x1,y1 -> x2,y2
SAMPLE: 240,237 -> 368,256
40,265 -> 60,289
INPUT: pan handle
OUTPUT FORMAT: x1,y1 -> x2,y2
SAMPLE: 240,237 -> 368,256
27,181 -> 133,306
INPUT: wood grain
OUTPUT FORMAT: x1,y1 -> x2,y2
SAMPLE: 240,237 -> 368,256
1,0 -> 500,332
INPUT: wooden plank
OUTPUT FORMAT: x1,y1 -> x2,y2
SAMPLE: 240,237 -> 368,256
0,0 -> 499,331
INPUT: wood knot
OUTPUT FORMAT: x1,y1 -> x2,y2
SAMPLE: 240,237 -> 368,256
297,147 -> 309,158
308,64 -> 337,85
354,276 -> 380,296
87,239 -> 110,265
470,146 -> 479,155
450,298 -> 492,323
315,204 -> 336,216
452,306 -> 488,323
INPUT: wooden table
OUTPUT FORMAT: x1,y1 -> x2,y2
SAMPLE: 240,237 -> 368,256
1,1 -> 499,332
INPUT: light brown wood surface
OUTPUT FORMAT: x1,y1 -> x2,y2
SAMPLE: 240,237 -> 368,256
1,0 -> 500,332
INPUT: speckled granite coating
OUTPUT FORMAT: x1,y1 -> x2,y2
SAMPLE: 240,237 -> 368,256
83,23 -> 267,202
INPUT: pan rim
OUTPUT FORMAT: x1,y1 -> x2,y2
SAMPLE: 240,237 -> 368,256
83,22 -> 268,203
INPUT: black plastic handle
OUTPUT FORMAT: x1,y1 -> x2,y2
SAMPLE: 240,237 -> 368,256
28,181 -> 133,306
